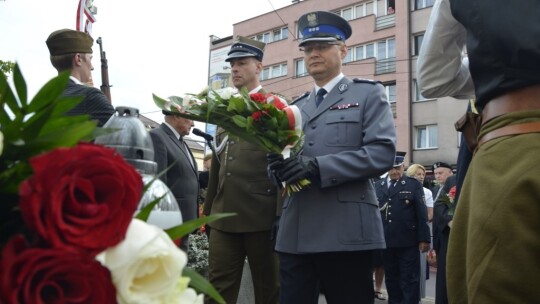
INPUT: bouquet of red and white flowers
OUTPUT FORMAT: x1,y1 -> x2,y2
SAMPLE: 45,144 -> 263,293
0,65 -> 224,304
153,87 -> 309,194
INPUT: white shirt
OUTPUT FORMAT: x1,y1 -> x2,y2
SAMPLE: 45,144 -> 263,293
416,0 -> 475,99
424,187 -> 434,208
315,73 -> 345,98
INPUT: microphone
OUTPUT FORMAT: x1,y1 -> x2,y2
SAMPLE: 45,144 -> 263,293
192,128 -> 213,142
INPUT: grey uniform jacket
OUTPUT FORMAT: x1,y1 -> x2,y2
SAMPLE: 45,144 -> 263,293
275,77 -> 396,254
150,124 -> 199,222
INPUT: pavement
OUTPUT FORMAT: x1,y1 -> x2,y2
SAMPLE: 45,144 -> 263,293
238,261 -> 437,303
317,267 -> 437,304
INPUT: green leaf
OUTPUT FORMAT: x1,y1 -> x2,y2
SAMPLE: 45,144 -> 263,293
164,213 -> 236,240
231,115 -> 247,128
12,64 -> 27,108
183,268 -> 226,304
27,72 -> 70,113
134,195 -> 165,222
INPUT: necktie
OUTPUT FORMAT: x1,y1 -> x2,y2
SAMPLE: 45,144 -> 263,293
389,179 -> 397,188
316,88 -> 327,107
179,137 -> 194,167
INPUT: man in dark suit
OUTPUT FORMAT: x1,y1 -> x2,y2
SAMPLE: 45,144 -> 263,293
150,107 -> 199,252
267,11 -> 396,304
376,151 -> 430,304
203,36 -> 281,304
46,29 -> 114,127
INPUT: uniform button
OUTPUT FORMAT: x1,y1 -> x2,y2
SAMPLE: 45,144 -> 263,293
228,156 -> 233,161
389,220 -> 392,223
389,198 -> 392,201
331,178 -> 337,184
308,141 -> 314,146
311,124 -> 316,129
230,140 -> 236,145
226,172 -> 231,176
388,212 -> 392,215
340,116 -> 345,120
267,189 -> 272,193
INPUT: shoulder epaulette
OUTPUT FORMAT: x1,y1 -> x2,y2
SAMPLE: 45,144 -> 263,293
353,78 -> 382,85
291,91 -> 309,105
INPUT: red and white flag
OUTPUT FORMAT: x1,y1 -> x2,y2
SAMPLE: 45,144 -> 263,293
76,0 -> 97,35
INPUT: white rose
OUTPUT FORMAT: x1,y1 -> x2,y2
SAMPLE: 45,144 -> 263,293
96,219 -> 199,304
0,130 -> 3,156
211,87 -> 237,100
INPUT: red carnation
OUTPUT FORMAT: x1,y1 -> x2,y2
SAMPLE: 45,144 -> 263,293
0,236 -> 117,304
19,143 -> 143,256
249,93 -> 266,103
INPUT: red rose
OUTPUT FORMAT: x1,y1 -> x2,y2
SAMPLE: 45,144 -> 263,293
19,143 -> 143,255
252,111 -> 263,121
0,235 -> 117,304
249,93 -> 266,103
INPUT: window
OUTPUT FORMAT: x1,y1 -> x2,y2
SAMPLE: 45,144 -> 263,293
337,2 -> 374,20
384,82 -> 396,103
366,43 -> 375,58
344,47 -> 353,63
377,38 -> 395,59
413,34 -> 424,56
252,27 -> 288,43
414,79 -> 428,101
415,0 -> 435,10
261,63 -> 287,81
295,59 -> 307,77
415,125 -> 438,149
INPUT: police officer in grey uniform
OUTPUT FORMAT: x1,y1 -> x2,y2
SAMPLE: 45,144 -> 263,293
376,151 -> 430,304
268,11 -> 396,304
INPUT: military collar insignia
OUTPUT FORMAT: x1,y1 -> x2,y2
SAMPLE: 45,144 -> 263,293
329,103 -> 359,111
338,83 -> 348,93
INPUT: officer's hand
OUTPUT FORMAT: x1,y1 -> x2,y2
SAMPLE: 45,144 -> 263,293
266,153 -> 284,188
419,242 -> 430,253
277,155 -> 319,184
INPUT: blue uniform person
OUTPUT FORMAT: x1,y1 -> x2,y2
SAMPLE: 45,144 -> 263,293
376,151 -> 430,304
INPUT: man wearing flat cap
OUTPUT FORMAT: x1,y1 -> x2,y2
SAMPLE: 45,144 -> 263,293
376,151 -> 430,304
204,36 -> 281,304
46,29 -> 114,127
267,11 -> 396,303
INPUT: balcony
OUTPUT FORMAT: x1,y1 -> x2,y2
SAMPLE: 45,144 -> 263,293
376,58 -> 396,74
376,14 -> 395,30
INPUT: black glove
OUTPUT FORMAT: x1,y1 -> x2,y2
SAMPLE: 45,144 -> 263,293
266,153 -> 284,188
277,155 -> 319,184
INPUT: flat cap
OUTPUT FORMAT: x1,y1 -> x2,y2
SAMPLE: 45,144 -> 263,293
46,29 -> 93,56
226,36 -> 266,62
297,11 -> 352,46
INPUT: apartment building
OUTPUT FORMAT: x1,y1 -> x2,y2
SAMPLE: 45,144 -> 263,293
208,0 -> 469,171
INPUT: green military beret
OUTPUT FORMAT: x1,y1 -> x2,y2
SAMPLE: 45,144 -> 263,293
46,29 -> 93,56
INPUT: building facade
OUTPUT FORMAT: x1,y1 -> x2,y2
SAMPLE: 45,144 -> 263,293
208,0 -> 469,172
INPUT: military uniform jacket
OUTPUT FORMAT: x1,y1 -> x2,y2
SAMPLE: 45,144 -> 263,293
376,176 -> 430,248
63,80 -> 115,127
204,88 -> 282,233
275,77 -> 396,254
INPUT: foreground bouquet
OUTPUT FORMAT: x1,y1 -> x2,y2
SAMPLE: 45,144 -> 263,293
153,87 -> 310,193
439,185 -> 457,216
0,65 -> 225,303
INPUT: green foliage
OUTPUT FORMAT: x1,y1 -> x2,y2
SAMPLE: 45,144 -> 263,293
0,60 -> 15,79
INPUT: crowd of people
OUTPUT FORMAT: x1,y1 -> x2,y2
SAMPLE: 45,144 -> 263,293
46,0 -> 539,302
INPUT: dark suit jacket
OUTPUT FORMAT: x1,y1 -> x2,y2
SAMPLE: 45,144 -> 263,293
376,175 -> 431,248
63,80 -> 115,127
150,124 -> 199,222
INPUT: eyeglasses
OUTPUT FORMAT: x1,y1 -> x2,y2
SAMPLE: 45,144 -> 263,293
299,42 -> 342,54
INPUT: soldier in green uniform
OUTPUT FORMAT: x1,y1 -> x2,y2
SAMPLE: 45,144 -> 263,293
203,36 -> 280,304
